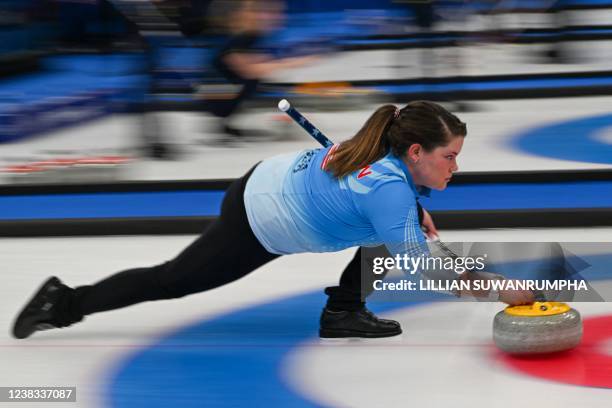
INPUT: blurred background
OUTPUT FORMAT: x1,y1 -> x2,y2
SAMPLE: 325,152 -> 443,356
1,0 -> 611,185
2,2 -> 612,407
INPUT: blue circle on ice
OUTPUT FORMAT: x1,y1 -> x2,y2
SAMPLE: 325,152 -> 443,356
510,113 -> 612,164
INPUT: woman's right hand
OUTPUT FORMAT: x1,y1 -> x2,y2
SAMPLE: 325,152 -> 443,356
498,282 -> 536,306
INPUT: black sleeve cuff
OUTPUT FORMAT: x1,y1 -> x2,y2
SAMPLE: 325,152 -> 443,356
417,202 -> 425,226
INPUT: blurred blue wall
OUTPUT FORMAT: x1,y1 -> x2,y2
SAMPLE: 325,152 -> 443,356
286,0 -> 395,13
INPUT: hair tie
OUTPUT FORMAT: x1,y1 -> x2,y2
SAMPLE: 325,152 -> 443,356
394,108 -> 400,119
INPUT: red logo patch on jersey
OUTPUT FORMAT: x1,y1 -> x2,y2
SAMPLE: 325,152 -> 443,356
321,144 -> 338,170
357,165 -> 372,179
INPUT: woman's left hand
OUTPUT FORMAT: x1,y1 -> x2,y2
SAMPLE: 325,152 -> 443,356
421,208 -> 438,240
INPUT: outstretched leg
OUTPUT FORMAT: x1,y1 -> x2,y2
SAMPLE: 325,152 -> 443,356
13,165 -> 278,338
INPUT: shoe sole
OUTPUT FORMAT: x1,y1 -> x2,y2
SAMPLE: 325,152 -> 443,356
319,327 -> 402,339
12,277 -> 59,339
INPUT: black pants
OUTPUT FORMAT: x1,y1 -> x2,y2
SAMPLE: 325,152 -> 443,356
66,167 -> 373,322
205,79 -> 259,119
324,247 -> 387,312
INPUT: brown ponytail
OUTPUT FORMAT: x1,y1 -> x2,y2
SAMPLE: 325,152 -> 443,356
324,105 -> 396,178
325,101 -> 467,178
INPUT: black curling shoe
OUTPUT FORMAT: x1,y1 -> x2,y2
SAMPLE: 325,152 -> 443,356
12,277 -> 68,339
319,307 -> 402,338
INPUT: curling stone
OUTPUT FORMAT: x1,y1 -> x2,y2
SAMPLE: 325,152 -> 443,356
493,302 -> 582,354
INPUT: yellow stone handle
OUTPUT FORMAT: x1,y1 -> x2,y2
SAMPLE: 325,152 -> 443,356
504,302 -> 571,317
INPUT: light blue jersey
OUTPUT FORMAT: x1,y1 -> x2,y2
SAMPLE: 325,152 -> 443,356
243,146 -> 430,257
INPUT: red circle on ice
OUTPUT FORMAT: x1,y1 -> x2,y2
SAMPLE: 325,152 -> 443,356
497,315 -> 612,388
